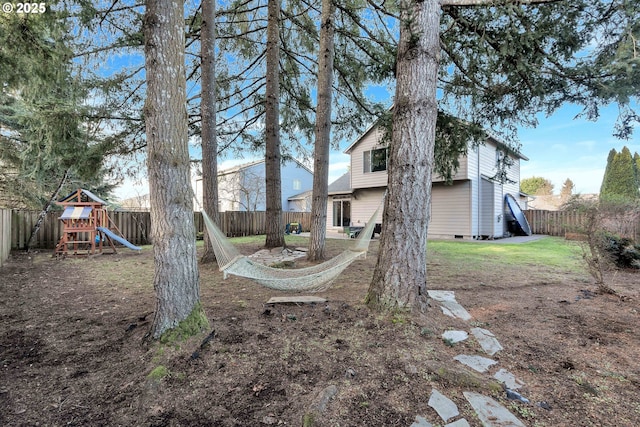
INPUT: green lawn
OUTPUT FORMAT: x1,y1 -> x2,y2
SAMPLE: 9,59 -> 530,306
425,236 -> 589,286
220,234 -> 584,273
427,237 -> 583,271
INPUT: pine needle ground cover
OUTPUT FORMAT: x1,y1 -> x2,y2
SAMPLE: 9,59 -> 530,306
1,236 -> 638,426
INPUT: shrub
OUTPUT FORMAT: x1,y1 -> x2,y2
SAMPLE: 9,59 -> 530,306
602,233 -> 640,269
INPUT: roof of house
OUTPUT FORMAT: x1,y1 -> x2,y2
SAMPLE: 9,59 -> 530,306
217,158 -> 313,177
287,190 -> 312,201
328,172 -> 352,195
343,125 -> 379,154
343,111 -> 528,161
486,135 -> 529,161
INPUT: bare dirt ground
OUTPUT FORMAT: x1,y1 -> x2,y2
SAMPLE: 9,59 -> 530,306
1,237 -> 639,426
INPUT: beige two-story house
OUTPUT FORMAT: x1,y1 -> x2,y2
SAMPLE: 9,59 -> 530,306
327,124 -> 529,239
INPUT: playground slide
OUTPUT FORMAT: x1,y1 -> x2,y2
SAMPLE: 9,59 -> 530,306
96,227 -> 142,251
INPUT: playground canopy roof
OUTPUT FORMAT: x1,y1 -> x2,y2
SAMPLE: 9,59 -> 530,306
60,206 -> 93,220
58,189 -> 107,206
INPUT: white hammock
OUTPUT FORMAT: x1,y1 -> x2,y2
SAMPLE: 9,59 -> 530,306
202,206 -> 381,292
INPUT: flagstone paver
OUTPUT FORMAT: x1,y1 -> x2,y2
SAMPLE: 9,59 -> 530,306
428,388 -> 459,422
494,368 -> 525,390
463,391 -> 526,427
445,419 -> 471,427
442,330 -> 469,344
248,247 -> 307,265
471,327 -> 504,356
453,354 -> 498,373
428,290 -> 473,320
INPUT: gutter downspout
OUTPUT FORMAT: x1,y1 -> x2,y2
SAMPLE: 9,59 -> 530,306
477,145 -> 481,239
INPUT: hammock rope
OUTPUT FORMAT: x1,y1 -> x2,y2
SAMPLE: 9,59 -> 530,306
202,204 -> 382,292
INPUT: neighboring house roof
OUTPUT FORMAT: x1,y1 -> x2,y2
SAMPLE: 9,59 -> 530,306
328,172 -> 352,195
217,159 -> 265,177
288,190 -> 312,201
118,194 -> 151,211
528,193 -> 598,211
218,158 -> 313,176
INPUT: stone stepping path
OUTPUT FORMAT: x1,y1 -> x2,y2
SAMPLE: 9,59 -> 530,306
411,290 -> 529,427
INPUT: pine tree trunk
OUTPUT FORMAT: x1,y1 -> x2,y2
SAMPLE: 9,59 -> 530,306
365,0 -> 441,313
144,0 -> 203,339
307,0 -> 335,261
264,0 -> 284,248
26,168 -> 69,252
200,0 -> 219,263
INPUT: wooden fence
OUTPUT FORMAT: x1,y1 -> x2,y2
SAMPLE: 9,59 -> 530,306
195,211 -> 312,238
524,210 -> 585,237
10,210 -> 312,250
1,209 -> 11,267
525,209 -> 640,240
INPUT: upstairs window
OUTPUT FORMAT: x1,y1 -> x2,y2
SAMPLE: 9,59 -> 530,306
363,148 -> 387,173
293,179 -> 301,190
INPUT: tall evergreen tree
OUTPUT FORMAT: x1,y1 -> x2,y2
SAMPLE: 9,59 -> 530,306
200,0 -> 220,263
0,11 -> 112,225
600,148 -> 617,196
307,0 -> 336,261
144,0 -> 206,339
264,0 -> 285,248
600,146 -> 639,201
633,152 -> 640,189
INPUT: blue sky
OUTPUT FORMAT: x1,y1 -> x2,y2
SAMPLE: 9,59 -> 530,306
518,103 -> 639,195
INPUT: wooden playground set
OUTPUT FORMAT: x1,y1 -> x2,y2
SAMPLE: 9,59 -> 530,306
54,189 -> 141,257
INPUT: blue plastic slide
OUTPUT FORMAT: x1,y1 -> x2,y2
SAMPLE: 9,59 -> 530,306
97,227 -> 142,251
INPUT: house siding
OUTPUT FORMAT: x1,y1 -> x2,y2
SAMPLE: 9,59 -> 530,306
429,181 -> 472,238
351,189 -> 385,227
349,128 -> 388,189
288,197 -> 311,212
331,125 -> 526,239
433,155 -> 469,182
218,172 -> 242,212
280,163 -> 314,211
216,160 -> 313,212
